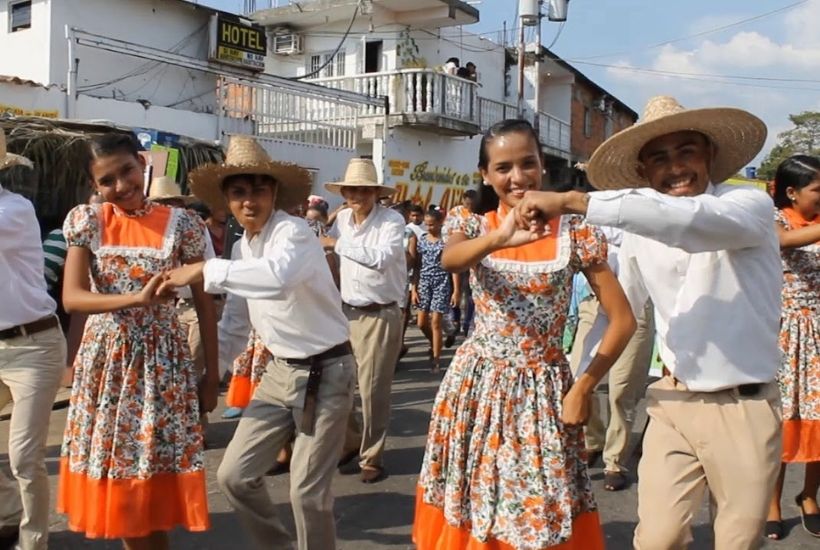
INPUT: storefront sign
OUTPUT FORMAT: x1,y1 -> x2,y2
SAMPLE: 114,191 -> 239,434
0,103 -> 58,118
387,159 -> 481,212
209,15 -> 267,72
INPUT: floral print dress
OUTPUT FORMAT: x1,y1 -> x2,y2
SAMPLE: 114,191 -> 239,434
414,206 -> 607,550
225,330 -> 272,409
776,208 -> 820,463
57,200 -> 211,538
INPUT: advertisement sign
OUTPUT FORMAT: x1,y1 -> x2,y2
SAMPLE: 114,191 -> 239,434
0,103 -> 58,118
209,15 -> 267,72
387,159 -> 481,212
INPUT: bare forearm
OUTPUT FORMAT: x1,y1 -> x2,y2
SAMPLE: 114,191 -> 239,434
575,310 -> 636,393
441,233 -> 502,273
779,224 -> 820,249
63,289 -> 141,314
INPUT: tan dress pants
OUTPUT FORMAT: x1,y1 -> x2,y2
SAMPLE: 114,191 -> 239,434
343,304 -> 403,469
217,354 -> 355,550
634,376 -> 782,550
570,297 -> 655,472
0,325 -> 65,550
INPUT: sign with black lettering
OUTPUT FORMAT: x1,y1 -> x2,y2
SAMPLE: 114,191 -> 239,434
209,15 -> 267,71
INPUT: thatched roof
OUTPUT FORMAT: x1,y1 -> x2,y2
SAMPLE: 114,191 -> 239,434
0,115 -> 224,233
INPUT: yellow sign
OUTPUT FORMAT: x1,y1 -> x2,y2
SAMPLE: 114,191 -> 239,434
0,103 -> 59,118
388,159 -> 481,212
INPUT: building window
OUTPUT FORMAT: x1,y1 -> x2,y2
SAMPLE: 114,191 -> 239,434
604,116 -> 613,139
583,107 -> 592,137
307,50 -> 346,78
9,0 -> 32,32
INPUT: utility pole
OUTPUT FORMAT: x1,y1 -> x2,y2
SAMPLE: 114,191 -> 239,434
532,0 -> 543,136
516,22 -> 525,117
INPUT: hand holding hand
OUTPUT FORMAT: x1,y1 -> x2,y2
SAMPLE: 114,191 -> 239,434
136,273 -> 173,307
515,191 -> 566,226
156,263 -> 205,296
491,206 -> 550,250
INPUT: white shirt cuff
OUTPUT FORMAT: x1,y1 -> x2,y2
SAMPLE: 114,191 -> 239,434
586,190 -> 625,227
203,258 -> 231,294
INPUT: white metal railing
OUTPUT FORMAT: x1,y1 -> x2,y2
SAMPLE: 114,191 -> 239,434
477,97 -> 571,155
536,111 -> 571,154
477,97 -> 519,131
218,76 -> 361,150
313,69 -> 477,123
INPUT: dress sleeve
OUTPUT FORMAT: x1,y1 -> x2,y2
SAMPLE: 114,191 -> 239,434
569,216 -> 608,271
177,209 -> 208,262
774,209 -> 790,230
62,205 -> 99,249
443,211 -> 484,242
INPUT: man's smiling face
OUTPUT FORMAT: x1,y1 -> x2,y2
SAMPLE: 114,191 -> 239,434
637,131 -> 714,197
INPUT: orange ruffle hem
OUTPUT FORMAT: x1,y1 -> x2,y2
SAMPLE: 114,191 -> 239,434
225,374 -> 259,409
57,457 -> 211,539
782,419 -> 820,463
413,487 -> 604,550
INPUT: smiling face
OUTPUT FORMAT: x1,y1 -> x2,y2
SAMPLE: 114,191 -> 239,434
637,131 -> 713,197
480,130 -> 543,209
340,186 -> 379,219
223,175 -> 277,236
89,151 -> 147,211
791,176 -> 820,220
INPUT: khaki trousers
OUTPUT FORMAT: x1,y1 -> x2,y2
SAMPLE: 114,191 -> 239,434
217,354 -> 355,550
634,376 -> 782,550
0,325 -> 65,550
570,298 -> 655,472
343,304 -> 403,469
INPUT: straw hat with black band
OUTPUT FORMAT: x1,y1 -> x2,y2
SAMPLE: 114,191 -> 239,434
188,135 -> 311,212
148,176 -> 196,205
325,158 -> 395,198
586,95 -> 767,191
0,130 -> 32,172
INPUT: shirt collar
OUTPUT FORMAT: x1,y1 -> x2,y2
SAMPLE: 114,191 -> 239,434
349,204 -> 380,231
245,209 -> 285,248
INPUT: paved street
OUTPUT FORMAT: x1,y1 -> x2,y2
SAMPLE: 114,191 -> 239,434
1,328 -> 816,549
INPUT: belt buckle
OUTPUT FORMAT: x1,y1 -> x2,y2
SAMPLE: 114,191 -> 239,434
738,383 -> 761,397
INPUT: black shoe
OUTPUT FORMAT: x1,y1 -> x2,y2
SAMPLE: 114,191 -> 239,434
796,493 -> 820,537
765,520 -> 784,541
0,526 -> 18,550
444,333 -> 456,348
586,450 -> 603,468
361,466 -> 385,483
338,449 -> 358,468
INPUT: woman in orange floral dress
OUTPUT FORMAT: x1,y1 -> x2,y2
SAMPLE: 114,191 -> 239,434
766,155 -> 820,540
59,133 -> 219,550
413,119 -> 636,550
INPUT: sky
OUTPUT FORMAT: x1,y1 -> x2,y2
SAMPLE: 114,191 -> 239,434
201,0 -> 820,166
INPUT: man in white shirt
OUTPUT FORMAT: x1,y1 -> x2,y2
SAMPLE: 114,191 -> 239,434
163,137 -> 354,550
322,158 -> 406,483
516,96 -> 782,548
0,133 -> 66,550
569,225 -> 655,491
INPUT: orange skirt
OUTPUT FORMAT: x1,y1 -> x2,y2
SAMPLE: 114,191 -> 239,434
57,458 -> 210,539
413,487 -> 605,550
782,419 -> 820,463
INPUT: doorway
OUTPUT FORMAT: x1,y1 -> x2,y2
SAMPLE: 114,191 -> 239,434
365,40 -> 383,73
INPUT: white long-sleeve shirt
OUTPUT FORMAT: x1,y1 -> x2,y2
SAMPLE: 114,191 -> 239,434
204,209 -> 348,359
0,187 -> 56,330
330,205 -> 407,306
581,183 -> 782,392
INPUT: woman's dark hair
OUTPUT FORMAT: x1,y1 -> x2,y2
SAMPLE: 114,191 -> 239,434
87,132 -> 143,170
424,207 -> 444,223
307,203 -> 328,217
475,119 -> 542,214
773,154 -> 820,209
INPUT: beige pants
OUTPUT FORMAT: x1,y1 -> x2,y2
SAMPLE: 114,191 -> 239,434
217,354 -> 355,550
343,304 -> 403,469
0,325 -> 66,550
570,298 -> 655,472
634,376 -> 782,550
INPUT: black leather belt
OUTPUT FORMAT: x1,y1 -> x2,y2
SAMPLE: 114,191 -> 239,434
343,302 -> 396,312
0,316 -> 59,340
285,342 -> 352,435
662,368 -> 762,396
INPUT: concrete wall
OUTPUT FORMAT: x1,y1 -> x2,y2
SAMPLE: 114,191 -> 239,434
0,0 -> 53,84
0,79 -> 64,116
52,0 -> 218,113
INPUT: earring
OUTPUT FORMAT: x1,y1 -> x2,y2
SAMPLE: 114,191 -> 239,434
482,180 -> 490,186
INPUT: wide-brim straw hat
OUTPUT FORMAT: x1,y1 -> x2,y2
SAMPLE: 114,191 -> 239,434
0,130 -> 33,171
148,176 -> 196,205
586,95 -> 767,190
325,158 -> 395,197
188,135 -> 311,212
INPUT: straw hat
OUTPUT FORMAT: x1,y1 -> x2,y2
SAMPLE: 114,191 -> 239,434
148,176 -> 196,205
325,158 -> 395,197
586,95 -> 767,190
188,135 -> 311,212
0,130 -> 32,171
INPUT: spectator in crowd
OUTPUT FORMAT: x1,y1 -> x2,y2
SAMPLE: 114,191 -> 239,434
323,158 -> 406,484
443,57 -> 460,76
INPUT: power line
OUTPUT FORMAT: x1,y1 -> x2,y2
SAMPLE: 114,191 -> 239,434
290,0 -> 361,80
570,0 -> 809,61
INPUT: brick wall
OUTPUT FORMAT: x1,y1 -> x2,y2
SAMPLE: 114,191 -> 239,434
570,81 -> 635,161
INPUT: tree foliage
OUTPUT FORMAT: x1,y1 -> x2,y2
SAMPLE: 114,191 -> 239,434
758,111 -> 820,180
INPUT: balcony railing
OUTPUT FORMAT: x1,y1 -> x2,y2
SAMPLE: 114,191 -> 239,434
311,69 -> 571,155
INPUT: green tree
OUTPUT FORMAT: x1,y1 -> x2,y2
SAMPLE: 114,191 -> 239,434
758,111 -> 820,180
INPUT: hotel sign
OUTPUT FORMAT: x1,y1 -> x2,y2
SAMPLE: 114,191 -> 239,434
209,15 -> 267,71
